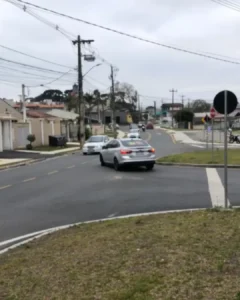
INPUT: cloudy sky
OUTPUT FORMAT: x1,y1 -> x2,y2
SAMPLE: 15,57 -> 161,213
1,0 -> 240,107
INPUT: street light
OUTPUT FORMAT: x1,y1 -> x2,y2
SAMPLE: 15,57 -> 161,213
82,63 -> 102,78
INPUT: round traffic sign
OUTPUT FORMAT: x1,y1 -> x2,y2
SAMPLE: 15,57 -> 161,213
213,90 -> 238,115
210,107 -> 216,118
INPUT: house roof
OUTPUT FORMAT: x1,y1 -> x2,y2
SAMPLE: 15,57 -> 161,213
14,103 -> 65,109
0,99 -> 23,120
45,109 -> 79,120
26,110 -> 58,119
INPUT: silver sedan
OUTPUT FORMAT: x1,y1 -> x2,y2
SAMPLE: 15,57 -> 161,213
100,138 -> 156,171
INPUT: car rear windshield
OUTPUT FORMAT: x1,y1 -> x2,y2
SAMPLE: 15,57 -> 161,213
130,129 -> 139,133
88,136 -> 104,142
121,140 -> 149,147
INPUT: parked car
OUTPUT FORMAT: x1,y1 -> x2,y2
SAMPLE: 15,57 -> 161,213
146,123 -> 154,129
82,135 -> 109,155
127,128 -> 141,139
99,138 -> 156,171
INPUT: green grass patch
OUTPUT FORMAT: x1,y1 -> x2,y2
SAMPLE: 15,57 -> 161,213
1,211 -> 240,299
157,149 -> 240,165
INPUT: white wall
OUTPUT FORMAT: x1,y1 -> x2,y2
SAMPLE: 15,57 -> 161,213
0,121 -> 3,152
2,120 -> 12,150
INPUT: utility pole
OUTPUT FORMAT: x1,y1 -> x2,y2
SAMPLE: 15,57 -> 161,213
169,89 -> 177,128
72,35 -> 94,148
181,95 -> 185,109
110,65 -> 116,138
136,91 -> 141,122
22,84 -> 26,122
153,100 -> 157,118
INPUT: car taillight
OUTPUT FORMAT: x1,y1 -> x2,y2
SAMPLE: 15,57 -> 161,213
148,148 -> 155,153
120,149 -> 132,155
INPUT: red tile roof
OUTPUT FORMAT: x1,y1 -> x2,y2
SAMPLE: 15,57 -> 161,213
26,110 -> 57,119
14,103 -> 65,109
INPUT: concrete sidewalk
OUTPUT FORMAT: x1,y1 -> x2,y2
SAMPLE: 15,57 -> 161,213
161,128 -> 240,148
0,158 -> 34,169
16,146 -> 80,155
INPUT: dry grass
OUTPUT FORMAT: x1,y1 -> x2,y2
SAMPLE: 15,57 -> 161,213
1,211 -> 240,299
157,149 -> 240,165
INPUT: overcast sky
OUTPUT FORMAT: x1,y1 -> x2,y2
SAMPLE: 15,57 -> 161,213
1,0 -> 240,107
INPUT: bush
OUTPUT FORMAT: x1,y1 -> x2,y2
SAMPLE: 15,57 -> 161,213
26,143 -> 33,150
26,134 -> 36,150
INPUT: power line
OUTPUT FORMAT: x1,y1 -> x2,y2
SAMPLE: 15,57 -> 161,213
5,0 -> 116,68
210,0 -> 240,12
0,44 -> 75,69
0,57 -> 76,74
7,0 -> 240,65
0,65 -> 74,82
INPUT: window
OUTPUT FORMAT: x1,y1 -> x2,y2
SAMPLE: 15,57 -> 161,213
88,136 -> 104,143
121,140 -> 149,147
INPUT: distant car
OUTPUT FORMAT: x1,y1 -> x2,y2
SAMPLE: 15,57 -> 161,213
127,128 -> 141,139
100,138 -> 156,171
138,122 -> 143,128
146,123 -> 154,129
82,135 -> 109,155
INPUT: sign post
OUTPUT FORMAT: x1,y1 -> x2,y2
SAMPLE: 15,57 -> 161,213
204,115 -> 211,149
224,91 -> 228,209
213,90 -> 238,208
210,107 -> 216,162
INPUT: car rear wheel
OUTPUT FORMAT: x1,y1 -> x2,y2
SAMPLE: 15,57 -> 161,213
100,154 -> 105,166
114,158 -> 121,171
146,164 -> 154,171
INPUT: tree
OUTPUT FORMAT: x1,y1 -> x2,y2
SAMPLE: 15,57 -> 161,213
190,99 -> 211,113
174,109 -> 194,123
33,89 -> 66,102
26,134 -> 36,150
115,82 -> 137,110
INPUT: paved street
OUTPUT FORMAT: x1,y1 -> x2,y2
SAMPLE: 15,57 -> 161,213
0,129 -> 238,245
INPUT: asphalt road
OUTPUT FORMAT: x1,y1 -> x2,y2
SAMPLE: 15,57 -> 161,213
0,128 -> 238,244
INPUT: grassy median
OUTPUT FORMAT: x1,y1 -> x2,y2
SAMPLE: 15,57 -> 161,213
157,149 -> 240,165
1,211 -> 240,299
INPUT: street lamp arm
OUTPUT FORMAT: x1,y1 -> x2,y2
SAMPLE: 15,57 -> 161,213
83,63 -> 101,78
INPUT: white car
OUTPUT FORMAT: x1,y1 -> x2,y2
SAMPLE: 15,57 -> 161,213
83,135 -> 109,155
127,129 -> 141,139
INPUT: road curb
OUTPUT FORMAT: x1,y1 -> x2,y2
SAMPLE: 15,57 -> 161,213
156,162 -> 240,168
0,208 -> 207,255
0,150 -> 81,170
0,158 -> 47,170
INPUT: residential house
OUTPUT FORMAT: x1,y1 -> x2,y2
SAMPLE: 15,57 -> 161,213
13,102 -> 65,112
145,106 -> 155,117
26,110 -> 61,146
86,107 -> 132,125
0,98 -> 29,151
161,103 -> 183,117
45,109 -> 104,141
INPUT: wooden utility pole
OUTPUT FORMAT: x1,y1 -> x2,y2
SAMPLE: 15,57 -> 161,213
110,65 -> 116,137
72,35 -> 94,148
181,95 -> 185,110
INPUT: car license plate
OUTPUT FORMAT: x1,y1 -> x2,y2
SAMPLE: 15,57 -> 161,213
88,146 -> 94,153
